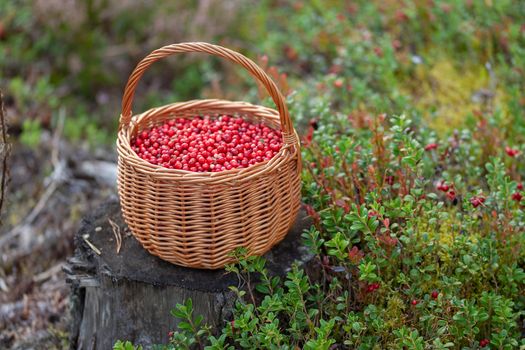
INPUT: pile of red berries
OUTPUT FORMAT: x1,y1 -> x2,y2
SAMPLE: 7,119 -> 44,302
130,115 -> 283,172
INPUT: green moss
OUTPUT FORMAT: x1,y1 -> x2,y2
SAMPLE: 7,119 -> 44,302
401,58 -> 507,134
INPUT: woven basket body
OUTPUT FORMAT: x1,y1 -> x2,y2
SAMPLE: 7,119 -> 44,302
116,43 -> 301,269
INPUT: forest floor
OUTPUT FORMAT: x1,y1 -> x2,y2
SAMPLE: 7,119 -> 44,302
0,131 -> 116,348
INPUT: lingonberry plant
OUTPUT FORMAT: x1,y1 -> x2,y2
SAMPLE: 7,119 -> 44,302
116,113 -> 525,350
114,1 -> 525,349
131,116 -> 282,172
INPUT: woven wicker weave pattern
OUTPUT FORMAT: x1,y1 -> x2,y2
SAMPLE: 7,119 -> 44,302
116,43 -> 301,269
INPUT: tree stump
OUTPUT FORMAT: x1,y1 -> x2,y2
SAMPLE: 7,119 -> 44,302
64,198 -> 313,350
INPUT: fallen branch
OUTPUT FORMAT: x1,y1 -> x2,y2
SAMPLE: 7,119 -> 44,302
0,91 -> 10,221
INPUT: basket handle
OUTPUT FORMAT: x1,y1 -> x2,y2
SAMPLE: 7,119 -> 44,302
120,42 -> 293,134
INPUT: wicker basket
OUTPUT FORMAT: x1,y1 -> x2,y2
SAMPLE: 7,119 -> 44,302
116,42 -> 301,269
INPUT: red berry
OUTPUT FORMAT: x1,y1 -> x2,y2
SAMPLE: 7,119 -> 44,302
512,192 -> 523,202
470,196 -> 485,208
479,338 -> 490,347
505,146 -> 519,157
437,181 -> 449,192
131,116 -> 282,172
424,143 -> 438,151
517,182 -> 524,190
446,190 -> 456,201
411,299 -> 418,305
431,291 -> 439,299
333,79 -> 344,88
366,283 -> 380,293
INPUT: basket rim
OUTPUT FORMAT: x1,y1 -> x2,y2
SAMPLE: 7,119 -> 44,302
116,99 -> 301,182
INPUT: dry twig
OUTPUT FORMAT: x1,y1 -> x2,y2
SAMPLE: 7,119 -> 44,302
82,234 -> 101,255
33,262 -> 64,283
0,91 -> 10,221
108,218 -> 122,253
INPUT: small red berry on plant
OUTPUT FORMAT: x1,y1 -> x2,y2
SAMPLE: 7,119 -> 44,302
411,299 -> 418,306
431,291 -> 439,299
479,338 -> 490,347
512,192 -> 523,202
424,143 -> 438,151
505,146 -> 519,157
470,195 -> 485,208
437,181 -> 449,192
517,182 -> 524,190
366,282 -> 380,293
333,79 -> 344,88
446,190 -> 456,201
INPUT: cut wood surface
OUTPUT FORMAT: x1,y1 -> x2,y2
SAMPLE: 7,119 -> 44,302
65,199 -> 313,349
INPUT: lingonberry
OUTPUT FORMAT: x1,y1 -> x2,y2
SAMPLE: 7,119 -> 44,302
505,146 -> 519,157
446,190 -> 456,201
411,299 -> 418,306
437,181 -> 449,192
518,182 -> 524,190
424,143 -> 438,151
333,78 -> 344,88
366,283 -> 380,293
131,115 -> 283,172
479,338 -> 490,347
512,191 -> 523,202
431,290 -> 439,299
470,195 -> 485,208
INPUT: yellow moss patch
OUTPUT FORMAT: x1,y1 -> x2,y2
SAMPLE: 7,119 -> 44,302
401,59 -> 505,135
415,214 -> 481,264
384,295 -> 407,329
